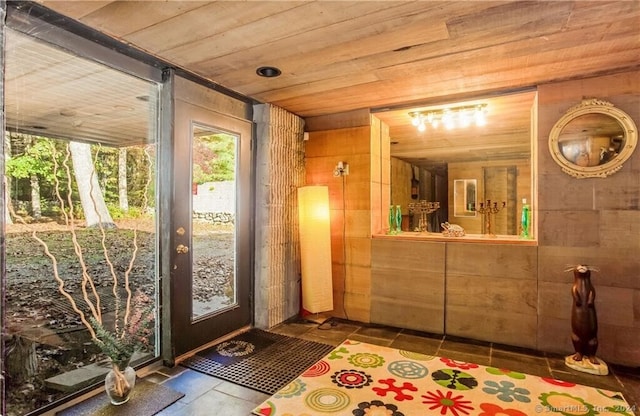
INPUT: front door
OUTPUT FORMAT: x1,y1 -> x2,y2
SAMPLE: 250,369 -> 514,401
171,99 -> 252,357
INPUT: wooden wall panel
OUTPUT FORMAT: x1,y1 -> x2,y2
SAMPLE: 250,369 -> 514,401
306,124 -> 373,322
305,109 -> 372,132
446,244 -> 537,279
445,244 -> 538,348
371,239 -> 445,333
536,70 -> 640,366
371,116 -> 390,234
536,244 -> 640,366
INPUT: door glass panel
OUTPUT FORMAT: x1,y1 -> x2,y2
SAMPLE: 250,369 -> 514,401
191,124 -> 237,320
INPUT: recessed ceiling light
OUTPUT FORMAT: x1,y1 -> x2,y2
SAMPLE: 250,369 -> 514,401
256,66 -> 282,78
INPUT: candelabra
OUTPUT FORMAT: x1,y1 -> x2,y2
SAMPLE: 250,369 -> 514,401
474,199 -> 506,237
408,201 -> 440,232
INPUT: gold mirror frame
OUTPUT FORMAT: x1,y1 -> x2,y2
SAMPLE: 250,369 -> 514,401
549,98 -> 637,178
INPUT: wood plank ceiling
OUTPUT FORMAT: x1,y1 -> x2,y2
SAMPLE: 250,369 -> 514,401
11,1 -> 640,166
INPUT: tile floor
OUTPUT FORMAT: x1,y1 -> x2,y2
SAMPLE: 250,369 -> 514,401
148,318 -> 639,415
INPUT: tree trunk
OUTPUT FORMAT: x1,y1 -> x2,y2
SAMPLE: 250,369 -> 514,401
6,335 -> 38,384
4,132 -> 13,224
118,147 -> 129,213
69,141 -> 116,228
30,174 -> 41,219
3,178 -> 12,224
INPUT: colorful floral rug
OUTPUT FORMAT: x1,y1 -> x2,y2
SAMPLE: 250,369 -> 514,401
253,339 -> 634,416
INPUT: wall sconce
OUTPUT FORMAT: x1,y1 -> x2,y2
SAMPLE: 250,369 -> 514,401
297,186 -> 333,314
410,104 -> 488,132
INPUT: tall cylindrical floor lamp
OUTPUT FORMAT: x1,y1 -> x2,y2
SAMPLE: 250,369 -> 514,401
298,185 -> 333,315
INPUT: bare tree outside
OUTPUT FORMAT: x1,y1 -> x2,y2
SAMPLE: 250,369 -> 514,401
118,148 -> 128,213
4,132 -> 13,225
69,141 -> 115,228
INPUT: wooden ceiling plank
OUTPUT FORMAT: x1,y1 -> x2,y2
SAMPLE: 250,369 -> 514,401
193,2 -> 453,80
446,1 -> 572,39
245,73 -> 381,106
160,1 -> 412,66
272,33 -> 639,117
566,1 -> 640,29
124,1 -> 305,54
202,20 -> 449,93
372,19 -> 639,80
37,1 -> 114,19
228,13 -> 637,108
76,1 -> 210,38
199,2 -> 572,90
393,148 -> 530,161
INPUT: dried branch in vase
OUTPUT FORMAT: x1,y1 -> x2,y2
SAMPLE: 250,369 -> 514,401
9,142 -> 156,363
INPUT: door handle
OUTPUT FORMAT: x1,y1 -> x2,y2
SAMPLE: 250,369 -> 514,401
176,244 -> 189,254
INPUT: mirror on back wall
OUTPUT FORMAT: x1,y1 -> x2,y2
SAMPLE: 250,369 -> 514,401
549,98 -> 637,178
379,90 -> 536,237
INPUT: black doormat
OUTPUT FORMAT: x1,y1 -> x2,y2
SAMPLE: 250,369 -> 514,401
180,329 -> 334,394
57,379 -> 184,416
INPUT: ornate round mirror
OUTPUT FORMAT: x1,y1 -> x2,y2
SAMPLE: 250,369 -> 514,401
549,99 -> 637,178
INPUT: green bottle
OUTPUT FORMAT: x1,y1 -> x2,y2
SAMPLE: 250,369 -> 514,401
388,205 -> 396,234
395,205 -> 402,233
520,198 -> 531,239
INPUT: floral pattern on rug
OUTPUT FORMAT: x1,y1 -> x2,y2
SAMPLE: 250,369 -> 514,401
253,340 -> 635,416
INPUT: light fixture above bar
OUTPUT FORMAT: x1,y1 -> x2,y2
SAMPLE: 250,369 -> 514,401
409,103 -> 488,132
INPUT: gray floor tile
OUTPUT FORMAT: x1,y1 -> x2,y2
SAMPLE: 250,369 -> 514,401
390,333 -> 442,356
173,388 -> 258,416
162,369 -> 222,404
549,368 -> 626,392
143,371 -> 171,384
155,401 -> 188,416
490,348 -> 551,377
353,325 -> 401,341
439,338 -> 491,357
268,321 -> 315,338
298,322 -> 359,346
348,333 -> 394,346
157,365 -> 189,378
214,380 -> 270,404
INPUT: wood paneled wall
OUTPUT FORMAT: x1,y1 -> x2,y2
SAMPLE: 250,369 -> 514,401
303,69 -> 639,366
445,243 -> 538,347
536,70 -> 640,366
371,116 -> 390,236
305,117 -> 373,322
371,239 -> 445,333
